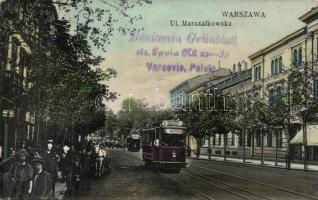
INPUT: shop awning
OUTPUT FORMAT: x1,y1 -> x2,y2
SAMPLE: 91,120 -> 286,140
290,124 -> 318,146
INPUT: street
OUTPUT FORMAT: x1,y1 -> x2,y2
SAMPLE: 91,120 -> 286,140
64,150 -> 318,200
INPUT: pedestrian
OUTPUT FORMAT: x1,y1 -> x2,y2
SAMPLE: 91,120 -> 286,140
45,141 -> 59,197
9,147 -> 16,157
31,157 -> 53,199
59,145 -> 71,182
59,145 -> 73,194
8,149 -> 34,199
20,140 -> 27,150
71,154 -> 83,195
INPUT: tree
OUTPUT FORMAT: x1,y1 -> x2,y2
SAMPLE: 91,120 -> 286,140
0,0 -> 152,146
117,97 -> 174,138
179,91 -> 234,158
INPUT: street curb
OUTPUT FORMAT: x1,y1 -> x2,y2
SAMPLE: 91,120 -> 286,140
190,157 -> 318,174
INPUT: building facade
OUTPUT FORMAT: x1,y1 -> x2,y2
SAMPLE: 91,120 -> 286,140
196,7 -> 318,161
173,7 -> 318,162
170,68 -> 230,111
0,0 -> 57,159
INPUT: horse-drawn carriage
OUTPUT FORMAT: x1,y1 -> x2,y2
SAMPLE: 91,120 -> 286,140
82,143 -> 111,177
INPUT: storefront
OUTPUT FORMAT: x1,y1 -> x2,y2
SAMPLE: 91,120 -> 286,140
290,123 -> 318,161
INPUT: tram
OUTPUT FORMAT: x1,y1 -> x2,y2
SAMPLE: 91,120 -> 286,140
127,133 -> 141,152
141,120 -> 186,172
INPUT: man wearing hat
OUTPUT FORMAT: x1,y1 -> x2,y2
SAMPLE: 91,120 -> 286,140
8,149 -> 34,199
31,157 -> 53,199
45,140 -> 59,197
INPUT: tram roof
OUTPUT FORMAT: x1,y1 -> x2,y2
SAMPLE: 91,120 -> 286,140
141,126 -> 186,134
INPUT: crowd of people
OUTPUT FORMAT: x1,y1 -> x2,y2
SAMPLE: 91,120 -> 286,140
1,140 -> 111,200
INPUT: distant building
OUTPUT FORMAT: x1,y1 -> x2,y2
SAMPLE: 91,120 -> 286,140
170,68 -> 230,111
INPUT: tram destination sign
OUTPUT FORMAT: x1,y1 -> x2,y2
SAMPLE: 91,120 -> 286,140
161,120 -> 184,128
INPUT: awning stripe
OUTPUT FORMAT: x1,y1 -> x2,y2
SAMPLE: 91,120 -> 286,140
290,124 -> 318,146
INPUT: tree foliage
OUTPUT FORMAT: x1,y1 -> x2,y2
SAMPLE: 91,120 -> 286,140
116,97 -> 174,136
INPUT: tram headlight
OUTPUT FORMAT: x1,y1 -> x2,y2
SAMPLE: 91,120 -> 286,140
172,151 -> 176,158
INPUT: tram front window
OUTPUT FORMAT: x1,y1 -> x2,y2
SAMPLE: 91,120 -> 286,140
161,134 -> 185,146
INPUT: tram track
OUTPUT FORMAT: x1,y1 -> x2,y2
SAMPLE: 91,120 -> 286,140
159,173 -> 216,200
190,164 -> 318,200
110,150 -> 217,200
111,150 -> 259,200
181,170 -> 271,200
110,150 -> 318,200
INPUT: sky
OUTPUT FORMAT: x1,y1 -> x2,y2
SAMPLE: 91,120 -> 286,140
87,0 -> 317,113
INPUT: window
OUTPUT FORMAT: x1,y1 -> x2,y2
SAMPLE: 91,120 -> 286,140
213,135 -> 216,146
267,132 -> 272,147
254,65 -> 261,81
239,134 -> 243,146
298,47 -> 302,66
275,58 -> 279,74
317,38 -> 318,60
293,49 -> 298,67
247,132 -> 252,147
277,131 -> 283,147
231,133 -> 235,146
11,39 -> 19,68
269,87 -> 282,108
269,88 -> 276,107
279,57 -> 282,73
271,60 -> 274,75
256,134 -> 261,147
314,80 -> 318,99
218,134 -> 222,146
271,57 -> 283,76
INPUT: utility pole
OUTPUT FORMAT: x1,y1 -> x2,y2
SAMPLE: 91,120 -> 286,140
303,34 -> 309,171
261,127 -> 264,165
243,128 -> 246,163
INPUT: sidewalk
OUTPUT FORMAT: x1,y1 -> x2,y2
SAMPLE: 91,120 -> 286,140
191,154 -> 318,172
0,181 -> 66,200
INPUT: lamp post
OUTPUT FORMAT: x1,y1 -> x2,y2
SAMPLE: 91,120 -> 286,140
257,122 -> 265,166
210,126 -> 218,161
242,127 -> 246,164
76,8 -> 91,34
274,125 -> 283,166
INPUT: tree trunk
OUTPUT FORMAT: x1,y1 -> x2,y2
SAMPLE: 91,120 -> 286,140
243,129 -> 246,163
261,129 -> 264,165
286,131 -> 290,169
196,138 -> 201,158
224,133 -> 227,161
187,133 -> 191,157
252,130 -> 255,158
208,136 -> 211,160
303,120 -> 308,171
285,126 -> 290,170
275,130 -> 278,166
